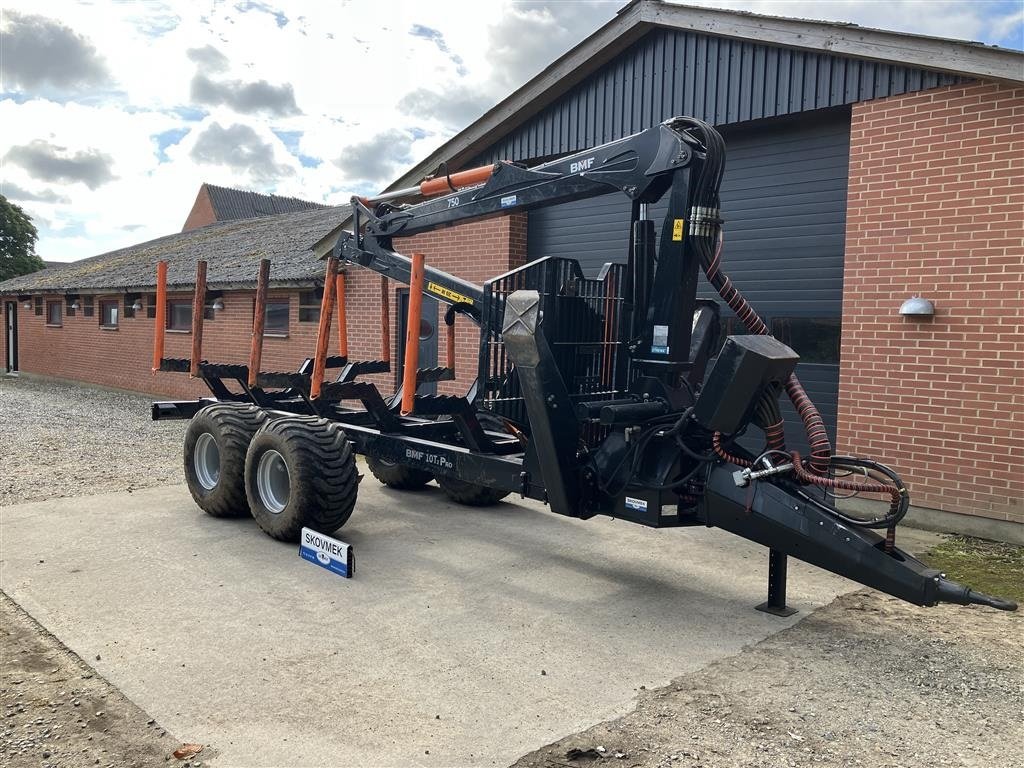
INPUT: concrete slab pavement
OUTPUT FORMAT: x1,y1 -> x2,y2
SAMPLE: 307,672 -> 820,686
1,482 -> 859,767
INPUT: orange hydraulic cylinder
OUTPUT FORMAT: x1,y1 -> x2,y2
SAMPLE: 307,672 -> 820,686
335,272 -> 349,359
357,164 -> 498,207
419,165 -> 494,197
248,259 -> 270,387
189,260 -> 207,378
400,252 -> 426,416
310,257 -> 338,400
152,260 -> 168,372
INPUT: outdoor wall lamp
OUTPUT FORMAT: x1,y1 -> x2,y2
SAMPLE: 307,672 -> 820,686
23,302 -> 31,309
899,295 -> 935,317
71,300 -> 81,310
212,298 -> 225,311
131,300 -> 144,311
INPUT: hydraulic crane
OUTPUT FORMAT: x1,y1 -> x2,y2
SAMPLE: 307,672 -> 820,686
151,116 -> 1017,614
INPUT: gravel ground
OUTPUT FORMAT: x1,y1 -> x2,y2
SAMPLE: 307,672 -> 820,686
0,376 -> 186,507
514,591 -> 1024,768
1,374 -> 1022,768
1,593 -> 196,768
1,375 -> 192,767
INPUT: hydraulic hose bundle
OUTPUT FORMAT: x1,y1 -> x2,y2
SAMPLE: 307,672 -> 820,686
674,118 -> 907,543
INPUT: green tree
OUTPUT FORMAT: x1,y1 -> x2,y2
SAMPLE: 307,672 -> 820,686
0,195 -> 45,282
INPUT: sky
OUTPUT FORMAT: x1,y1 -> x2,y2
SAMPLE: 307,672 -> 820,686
1,0 -> 1022,263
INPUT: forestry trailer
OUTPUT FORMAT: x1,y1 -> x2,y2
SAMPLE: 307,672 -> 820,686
150,116 -> 1016,614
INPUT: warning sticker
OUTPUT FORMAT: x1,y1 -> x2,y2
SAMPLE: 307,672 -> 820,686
651,324 -> 669,355
672,219 -> 685,241
427,282 -> 475,306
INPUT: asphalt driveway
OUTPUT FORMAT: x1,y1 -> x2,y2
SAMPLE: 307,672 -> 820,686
0,480 -> 856,767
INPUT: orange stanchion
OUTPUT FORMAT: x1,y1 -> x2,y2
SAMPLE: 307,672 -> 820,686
336,272 -> 348,359
248,259 -> 270,387
152,261 -> 168,373
380,276 -> 390,364
189,260 -> 207,378
310,257 -> 337,399
401,252 -> 425,416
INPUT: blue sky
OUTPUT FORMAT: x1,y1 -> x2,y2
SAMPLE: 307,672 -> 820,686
1,0 -> 1021,262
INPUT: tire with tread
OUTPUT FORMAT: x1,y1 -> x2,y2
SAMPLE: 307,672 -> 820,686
183,402 -> 267,518
436,411 -> 513,506
436,475 -> 510,506
366,456 -> 433,490
245,416 -> 359,542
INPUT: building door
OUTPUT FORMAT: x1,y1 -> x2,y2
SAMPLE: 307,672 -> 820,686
526,109 -> 850,449
397,290 -> 439,395
4,301 -> 18,373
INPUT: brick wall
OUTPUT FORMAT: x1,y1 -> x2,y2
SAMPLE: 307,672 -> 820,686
182,185 -> 216,232
10,289 -> 328,399
840,81 -> 1024,524
6,214 -> 523,403
340,214 -> 524,396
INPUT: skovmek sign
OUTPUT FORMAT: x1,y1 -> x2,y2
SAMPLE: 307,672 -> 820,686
299,527 -> 353,579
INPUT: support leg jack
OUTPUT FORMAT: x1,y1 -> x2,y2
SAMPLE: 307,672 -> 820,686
755,548 -> 797,617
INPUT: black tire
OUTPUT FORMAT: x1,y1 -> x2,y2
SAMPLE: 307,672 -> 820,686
183,403 -> 267,518
436,411 -> 513,506
366,456 -> 433,490
244,416 -> 359,542
436,475 -> 511,506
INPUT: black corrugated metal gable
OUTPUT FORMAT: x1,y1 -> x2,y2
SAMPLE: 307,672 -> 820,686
474,28 -> 963,165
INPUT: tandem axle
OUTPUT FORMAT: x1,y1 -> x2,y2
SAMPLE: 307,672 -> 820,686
152,116 -> 1016,615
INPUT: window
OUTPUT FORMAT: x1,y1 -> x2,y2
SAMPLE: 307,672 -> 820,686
167,300 -> 192,331
264,299 -> 289,334
34,296 -> 42,316
298,290 -> 322,323
771,317 -> 841,365
46,300 -> 62,326
66,297 -> 77,317
100,299 -> 119,328
83,296 -> 94,318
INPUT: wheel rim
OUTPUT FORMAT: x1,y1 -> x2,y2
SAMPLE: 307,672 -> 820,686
257,449 -> 290,514
194,432 -> 220,490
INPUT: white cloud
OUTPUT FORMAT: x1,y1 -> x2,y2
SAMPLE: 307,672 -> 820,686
0,0 -> 1017,263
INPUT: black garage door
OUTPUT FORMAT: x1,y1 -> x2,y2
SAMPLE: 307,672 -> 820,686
526,108 -> 850,449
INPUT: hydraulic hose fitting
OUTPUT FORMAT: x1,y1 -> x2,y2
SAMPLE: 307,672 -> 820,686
935,577 -> 1018,611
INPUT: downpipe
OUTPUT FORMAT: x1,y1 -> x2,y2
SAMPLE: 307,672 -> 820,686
699,464 -> 1017,611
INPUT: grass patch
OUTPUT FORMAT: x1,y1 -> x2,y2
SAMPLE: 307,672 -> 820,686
922,535 -> 1024,603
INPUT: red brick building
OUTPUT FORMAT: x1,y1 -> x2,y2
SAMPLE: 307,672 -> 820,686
3,1 -> 1021,541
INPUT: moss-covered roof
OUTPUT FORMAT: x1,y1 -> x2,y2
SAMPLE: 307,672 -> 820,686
1,205 -> 347,295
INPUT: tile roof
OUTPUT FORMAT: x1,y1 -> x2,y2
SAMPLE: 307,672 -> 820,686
204,183 -> 328,222
0,205 -> 348,295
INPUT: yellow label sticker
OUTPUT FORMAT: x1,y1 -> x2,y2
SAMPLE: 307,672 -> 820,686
427,281 -> 475,305
672,219 -> 685,241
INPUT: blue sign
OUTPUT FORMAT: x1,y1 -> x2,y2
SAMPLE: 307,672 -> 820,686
299,527 -> 353,579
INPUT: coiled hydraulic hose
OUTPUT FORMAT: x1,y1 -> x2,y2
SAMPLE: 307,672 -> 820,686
678,118 -> 905,546
677,117 -> 833,476
712,431 -> 751,467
